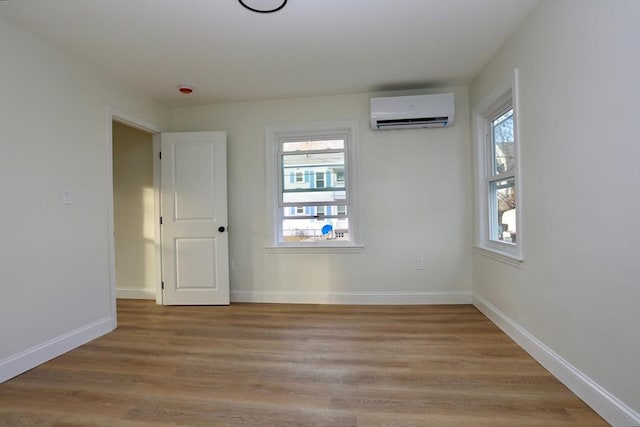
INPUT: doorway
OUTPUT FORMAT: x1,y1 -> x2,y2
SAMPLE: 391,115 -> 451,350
107,110 -> 163,326
112,121 -> 157,300
107,111 -> 230,321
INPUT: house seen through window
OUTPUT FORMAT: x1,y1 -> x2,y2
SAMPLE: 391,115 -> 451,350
281,138 -> 348,243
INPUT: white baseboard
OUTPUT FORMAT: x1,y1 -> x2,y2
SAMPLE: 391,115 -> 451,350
0,316 -> 114,384
116,287 -> 155,300
473,294 -> 640,427
231,290 -> 472,305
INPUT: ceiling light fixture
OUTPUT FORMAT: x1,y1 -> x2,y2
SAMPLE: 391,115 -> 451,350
178,84 -> 193,94
238,0 -> 287,14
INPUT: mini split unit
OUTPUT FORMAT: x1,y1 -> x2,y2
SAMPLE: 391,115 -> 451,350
370,92 -> 455,130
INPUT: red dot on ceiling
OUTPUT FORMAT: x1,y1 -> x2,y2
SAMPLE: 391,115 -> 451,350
178,85 -> 193,94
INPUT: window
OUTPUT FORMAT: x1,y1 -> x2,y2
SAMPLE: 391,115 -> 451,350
473,70 -> 522,264
489,108 -> 516,243
266,120 -> 361,250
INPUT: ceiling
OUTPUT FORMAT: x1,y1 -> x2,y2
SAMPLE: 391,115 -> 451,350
0,0 -> 537,107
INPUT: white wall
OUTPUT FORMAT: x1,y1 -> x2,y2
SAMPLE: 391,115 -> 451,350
469,1 -> 640,423
112,122 -> 156,299
170,88 -> 472,304
2,2 -> 636,421
0,17 -> 168,380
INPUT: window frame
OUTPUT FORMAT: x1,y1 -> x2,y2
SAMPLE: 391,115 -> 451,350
265,120 -> 362,252
472,70 -> 523,265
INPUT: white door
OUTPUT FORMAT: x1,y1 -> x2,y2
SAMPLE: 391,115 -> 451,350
160,131 -> 229,305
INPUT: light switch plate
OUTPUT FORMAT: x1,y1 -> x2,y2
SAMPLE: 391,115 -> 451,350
63,189 -> 72,205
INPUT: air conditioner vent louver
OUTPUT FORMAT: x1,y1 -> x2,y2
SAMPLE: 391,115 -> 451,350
376,117 -> 449,128
370,93 -> 454,130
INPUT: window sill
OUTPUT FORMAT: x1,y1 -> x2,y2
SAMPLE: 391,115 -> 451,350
474,245 -> 523,268
266,244 -> 364,254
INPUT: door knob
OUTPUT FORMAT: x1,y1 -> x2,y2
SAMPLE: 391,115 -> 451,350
218,226 -> 226,233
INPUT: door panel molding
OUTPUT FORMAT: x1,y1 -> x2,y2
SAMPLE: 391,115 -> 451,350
160,131 -> 229,305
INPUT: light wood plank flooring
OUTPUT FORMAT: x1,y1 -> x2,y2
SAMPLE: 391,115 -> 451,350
0,300 -> 608,426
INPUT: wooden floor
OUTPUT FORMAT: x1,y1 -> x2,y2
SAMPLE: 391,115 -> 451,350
0,300 -> 607,427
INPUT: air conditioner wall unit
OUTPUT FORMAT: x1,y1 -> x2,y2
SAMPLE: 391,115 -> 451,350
370,93 -> 455,130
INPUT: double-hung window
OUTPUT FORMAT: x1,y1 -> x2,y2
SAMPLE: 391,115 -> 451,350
488,107 -> 516,243
473,70 -> 523,264
266,120 -> 361,250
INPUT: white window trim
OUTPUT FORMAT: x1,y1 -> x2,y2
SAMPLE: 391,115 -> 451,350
472,69 -> 523,265
265,120 -> 363,252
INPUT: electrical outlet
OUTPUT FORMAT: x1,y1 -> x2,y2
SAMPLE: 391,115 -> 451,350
416,257 -> 425,270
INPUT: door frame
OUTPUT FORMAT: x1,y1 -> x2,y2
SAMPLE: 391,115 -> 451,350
106,108 -> 163,328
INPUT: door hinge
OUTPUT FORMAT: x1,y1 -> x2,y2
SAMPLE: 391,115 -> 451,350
161,281 -> 164,290
159,151 -> 162,159
160,216 -> 163,225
